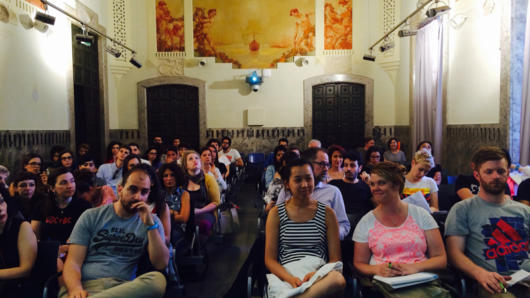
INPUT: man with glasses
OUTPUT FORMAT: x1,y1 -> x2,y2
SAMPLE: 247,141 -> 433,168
219,136 -> 244,167
276,148 -> 350,239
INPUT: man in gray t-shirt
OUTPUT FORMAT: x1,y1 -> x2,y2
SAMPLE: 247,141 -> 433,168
445,146 -> 530,298
61,167 -> 169,298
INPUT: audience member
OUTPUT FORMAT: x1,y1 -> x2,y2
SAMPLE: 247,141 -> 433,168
74,169 -> 115,207
445,146 -> 530,297
357,137 -> 375,164
360,146 -> 383,183
0,192 -> 38,298
428,164 -> 443,186
61,167 -> 168,298
31,167 -> 90,245
0,165 -> 10,189
208,145 -> 229,179
329,152 -> 373,233
276,148 -> 350,239
263,151 -> 299,212
264,145 -> 287,188
307,139 -> 321,148
516,178 -> 530,205
18,153 -> 47,194
200,147 -> 227,191
144,146 -> 162,169
265,159 -> 345,297
122,154 -> 142,178
77,143 -> 90,158
353,162 -> 450,297
278,138 -> 288,147
455,162 -> 511,201
165,146 -> 179,165
159,163 -> 191,251
10,171 -> 44,220
105,141 -> 121,164
181,150 -> 220,236
177,144 -> 189,162
46,145 -> 66,170
219,136 -> 244,167
402,150 -> 439,212
59,149 -> 76,172
383,137 -> 406,165
97,145 -> 130,195
327,145 -> 345,181
288,145 -> 301,156
128,143 -> 150,165
172,137 -> 181,148
207,138 -> 220,152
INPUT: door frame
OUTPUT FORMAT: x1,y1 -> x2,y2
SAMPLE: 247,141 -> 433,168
137,77 -> 206,151
303,74 -> 374,146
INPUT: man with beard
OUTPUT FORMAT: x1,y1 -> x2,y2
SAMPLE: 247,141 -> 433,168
218,136 -> 244,167
61,167 -> 168,298
328,152 -> 373,234
446,146 -> 530,298
276,148 -> 350,239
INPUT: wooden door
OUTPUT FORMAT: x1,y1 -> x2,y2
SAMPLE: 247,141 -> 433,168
146,85 -> 199,149
312,83 -> 365,149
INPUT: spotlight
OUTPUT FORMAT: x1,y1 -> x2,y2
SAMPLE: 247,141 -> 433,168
105,46 -> 121,58
76,33 -> 94,47
398,29 -> 417,37
130,56 -> 142,68
245,71 -> 263,92
426,5 -> 451,18
379,41 -> 395,52
35,11 -> 55,25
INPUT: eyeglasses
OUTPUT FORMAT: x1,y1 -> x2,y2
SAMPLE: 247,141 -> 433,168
61,156 -> 73,160
312,161 -> 331,168
28,162 -> 41,166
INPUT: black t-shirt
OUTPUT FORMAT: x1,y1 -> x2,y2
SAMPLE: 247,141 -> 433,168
10,193 -> 46,221
31,196 -> 91,244
328,179 -> 373,215
455,175 -> 510,198
517,179 -> 530,202
0,216 -> 23,269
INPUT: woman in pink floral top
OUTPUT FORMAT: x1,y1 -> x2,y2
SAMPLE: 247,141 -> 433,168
352,162 -> 450,297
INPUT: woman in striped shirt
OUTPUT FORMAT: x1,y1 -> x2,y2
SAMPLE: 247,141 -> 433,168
265,159 -> 345,298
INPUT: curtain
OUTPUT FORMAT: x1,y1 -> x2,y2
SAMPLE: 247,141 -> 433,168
520,1 -> 530,165
413,17 -> 444,161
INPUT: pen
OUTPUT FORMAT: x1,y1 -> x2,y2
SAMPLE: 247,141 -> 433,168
499,282 -> 507,293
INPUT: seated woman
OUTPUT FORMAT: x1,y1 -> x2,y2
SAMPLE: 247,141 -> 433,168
143,146 -> 162,169
58,149 -> 76,172
265,146 -> 287,188
208,145 -> 228,179
0,193 -> 38,298
353,162 -> 449,297
200,147 -> 227,192
159,163 -> 191,251
181,150 -> 220,236
263,151 -> 300,213
265,159 -> 345,298
402,150 -> 439,212
360,146 -> 383,183
326,145 -> 345,181
383,137 -> 406,165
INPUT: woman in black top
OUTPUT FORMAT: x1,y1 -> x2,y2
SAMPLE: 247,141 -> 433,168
0,192 -> 37,297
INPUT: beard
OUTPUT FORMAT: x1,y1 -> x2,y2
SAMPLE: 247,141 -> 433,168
121,199 -> 138,214
478,177 -> 506,195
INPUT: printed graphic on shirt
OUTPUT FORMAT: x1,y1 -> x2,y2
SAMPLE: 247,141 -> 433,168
481,217 -> 529,272
92,226 -> 145,256
470,183 -> 479,194
46,216 -> 73,224
401,188 -> 432,201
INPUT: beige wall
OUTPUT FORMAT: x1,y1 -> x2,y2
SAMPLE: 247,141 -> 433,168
0,0 -> 505,133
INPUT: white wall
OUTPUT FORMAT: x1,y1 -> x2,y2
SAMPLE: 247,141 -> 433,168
446,0 -> 501,124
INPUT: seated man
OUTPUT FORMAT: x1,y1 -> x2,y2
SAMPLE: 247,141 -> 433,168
96,145 -> 130,195
446,146 -> 530,298
61,167 -> 169,298
219,136 -> 244,167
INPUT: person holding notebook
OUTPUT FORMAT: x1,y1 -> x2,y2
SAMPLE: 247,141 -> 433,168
352,162 -> 451,297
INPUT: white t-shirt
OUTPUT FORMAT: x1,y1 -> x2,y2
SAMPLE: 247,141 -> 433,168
219,148 -> 241,165
402,177 -> 438,202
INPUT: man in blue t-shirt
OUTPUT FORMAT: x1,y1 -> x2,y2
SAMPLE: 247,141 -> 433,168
446,146 -> 530,298
61,167 -> 169,298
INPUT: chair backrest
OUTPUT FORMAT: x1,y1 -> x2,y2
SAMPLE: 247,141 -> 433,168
447,175 -> 457,185
30,240 -> 59,297
438,184 -> 457,211
248,153 -> 265,164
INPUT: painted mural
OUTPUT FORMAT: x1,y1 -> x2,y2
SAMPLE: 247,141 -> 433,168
193,0 -> 315,68
156,0 -> 185,52
324,0 -> 352,50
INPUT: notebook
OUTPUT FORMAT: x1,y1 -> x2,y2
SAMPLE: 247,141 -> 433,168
506,270 -> 530,287
373,272 -> 439,290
